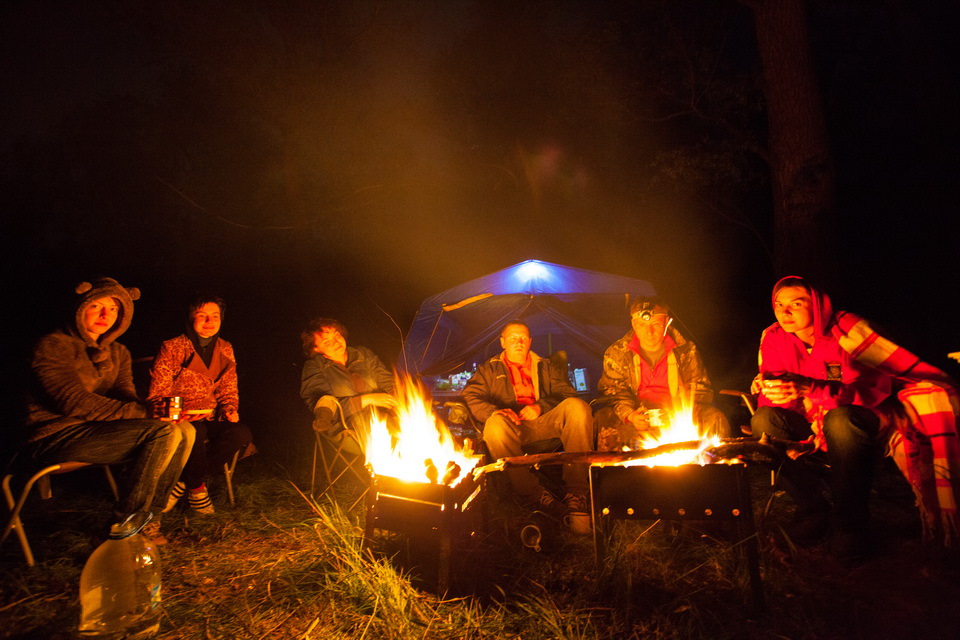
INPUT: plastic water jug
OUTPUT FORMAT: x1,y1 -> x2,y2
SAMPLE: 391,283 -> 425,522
78,513 -> 162,638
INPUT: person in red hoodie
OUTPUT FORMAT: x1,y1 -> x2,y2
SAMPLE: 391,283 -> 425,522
751,276 -> 960,562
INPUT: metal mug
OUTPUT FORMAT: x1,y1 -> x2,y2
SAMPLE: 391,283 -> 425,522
520,524 -> 542,552
160,396 -> 182,421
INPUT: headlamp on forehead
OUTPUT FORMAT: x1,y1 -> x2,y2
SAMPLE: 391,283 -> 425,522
631,300 -> 669,322
630,300 -> 672,336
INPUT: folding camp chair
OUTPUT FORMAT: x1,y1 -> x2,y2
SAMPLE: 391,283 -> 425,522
2,462 -> 119,566
309,397 -> 370,511
719,389 -> 757,435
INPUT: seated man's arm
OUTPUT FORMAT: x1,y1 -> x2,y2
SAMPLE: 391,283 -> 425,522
597,347 -> 638,424
462,365 -> 501,425
537,359 -> 578,415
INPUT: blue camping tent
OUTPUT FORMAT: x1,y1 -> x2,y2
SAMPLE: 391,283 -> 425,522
399,260 -> 656,397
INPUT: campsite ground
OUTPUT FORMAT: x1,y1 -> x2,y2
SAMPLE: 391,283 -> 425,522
3,452 -> 960,639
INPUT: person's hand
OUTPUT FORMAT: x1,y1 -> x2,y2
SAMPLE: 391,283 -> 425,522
361,393 -> 399,410
626,408 -> 662,441
761,376 -> 811,405
495,408 -> 521,425
518,404 -> 542,421
750,374 -> 764,396
223,409 -> 240,423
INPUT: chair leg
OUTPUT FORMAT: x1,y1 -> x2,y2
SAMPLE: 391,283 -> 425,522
316,434 -> 339,501
312,432 -> 370,509
2,465 -> 66,567
310,437 -> 319,497
102,466 -> 119,502
37,476 -> 52,500
223,450 -> 240,507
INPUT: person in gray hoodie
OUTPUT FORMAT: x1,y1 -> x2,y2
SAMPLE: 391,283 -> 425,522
22,278 -> 193,543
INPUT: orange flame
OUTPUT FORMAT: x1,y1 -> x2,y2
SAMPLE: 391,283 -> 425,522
364,376 -> 481,486
623,406 -> 721,467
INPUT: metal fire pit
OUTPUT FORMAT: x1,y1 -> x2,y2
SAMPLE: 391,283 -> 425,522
589,462 -> 764,611
364,470 -> 485,593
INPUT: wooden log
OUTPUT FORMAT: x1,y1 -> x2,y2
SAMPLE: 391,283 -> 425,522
471,434 -> 818,480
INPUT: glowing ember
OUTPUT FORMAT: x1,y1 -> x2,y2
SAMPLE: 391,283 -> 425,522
622,406 -> 721,467
364,376 -> 480,486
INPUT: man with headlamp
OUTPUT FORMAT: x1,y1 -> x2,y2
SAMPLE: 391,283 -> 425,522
595,296 -> 728,450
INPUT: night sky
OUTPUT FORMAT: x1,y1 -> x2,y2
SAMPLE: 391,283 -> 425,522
3,1 -> 958,456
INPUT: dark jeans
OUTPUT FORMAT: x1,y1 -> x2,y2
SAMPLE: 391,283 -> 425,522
181,420 -> 253,489
23,418 -> 188,517
751,404 -> 880,531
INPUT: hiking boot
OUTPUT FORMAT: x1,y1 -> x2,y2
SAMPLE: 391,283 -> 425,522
162,481 -> 185,513
564,492 -> 591,535
188,485 -> 216,515
140,520 -> 168,546
530,488 -> 569,520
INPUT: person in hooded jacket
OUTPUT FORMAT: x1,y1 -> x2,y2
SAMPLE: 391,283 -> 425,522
147,295 -> 254,515
751,276 -> 960,562
22,278 -> 193,544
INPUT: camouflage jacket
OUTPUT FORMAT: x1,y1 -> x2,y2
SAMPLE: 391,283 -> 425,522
597,328 -> 715,423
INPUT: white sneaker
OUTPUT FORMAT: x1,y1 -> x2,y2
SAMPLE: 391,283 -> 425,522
188,485 -> 216,515
162,482 -> 185,513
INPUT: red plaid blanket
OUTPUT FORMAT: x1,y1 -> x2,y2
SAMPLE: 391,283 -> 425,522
833,312 -> 960,546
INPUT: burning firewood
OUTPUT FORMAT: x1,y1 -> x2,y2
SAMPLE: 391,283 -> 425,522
472,433 -> 817,480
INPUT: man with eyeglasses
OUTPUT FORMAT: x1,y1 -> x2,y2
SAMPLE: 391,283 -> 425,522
595,296 -> 728,451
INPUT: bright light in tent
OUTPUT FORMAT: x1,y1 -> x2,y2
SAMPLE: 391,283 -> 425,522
516,260 -> 550,283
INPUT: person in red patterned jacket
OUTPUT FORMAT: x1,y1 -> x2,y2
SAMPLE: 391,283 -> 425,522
148,296 -> 253,514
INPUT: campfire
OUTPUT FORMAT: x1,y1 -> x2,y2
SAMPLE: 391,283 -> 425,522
364,375 -> 481,486
362,376 -> 486,593
616,406 -> 723,467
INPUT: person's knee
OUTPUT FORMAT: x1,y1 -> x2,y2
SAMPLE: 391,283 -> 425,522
750,406 -> 781,435
149,420 -> 178,440
823,407 -> 875,450
556,397 -> 592,426
482,414 -> 513,442
177,422 -> 197,450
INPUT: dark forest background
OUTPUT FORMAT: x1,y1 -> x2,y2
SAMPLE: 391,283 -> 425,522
2,0 -> 958,461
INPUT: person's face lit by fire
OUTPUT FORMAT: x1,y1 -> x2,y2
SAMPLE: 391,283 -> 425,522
192,302 -> 222,339
773,286 -> 814,343
632,313 -> 669,353
500,323 -> 531,364
314,327 -> 348,364
82,296 -> 120,341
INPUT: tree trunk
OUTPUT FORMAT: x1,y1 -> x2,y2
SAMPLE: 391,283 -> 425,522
750,0 -> 837,285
